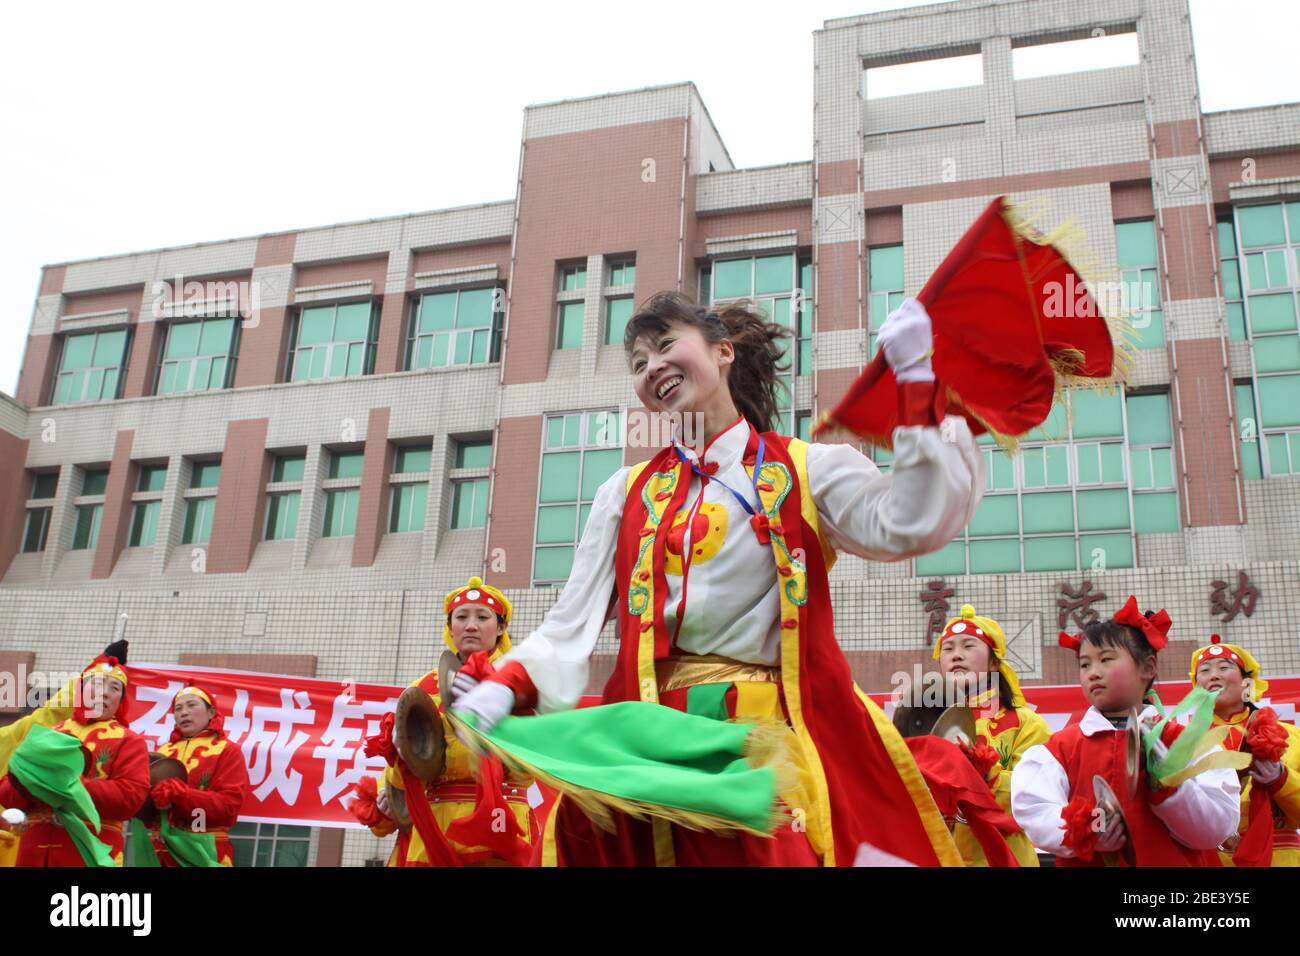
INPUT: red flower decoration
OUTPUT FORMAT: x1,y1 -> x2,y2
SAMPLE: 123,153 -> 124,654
1060,795 -> 1100,862
1247,708 -> 1289,763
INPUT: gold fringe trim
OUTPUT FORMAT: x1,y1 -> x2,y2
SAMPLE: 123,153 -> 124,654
446,712 -> 788,838
1001,197 -> 1139,394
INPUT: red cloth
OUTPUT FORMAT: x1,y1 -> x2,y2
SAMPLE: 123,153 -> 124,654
346,777 -> 386,829
817,196 -> 1115,448
363,712 -> 397,766
1044,723 -> 1220,867
906,736 -> 1021,868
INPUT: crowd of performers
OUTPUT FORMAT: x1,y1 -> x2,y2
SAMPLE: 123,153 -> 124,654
0,286 -> 1297,868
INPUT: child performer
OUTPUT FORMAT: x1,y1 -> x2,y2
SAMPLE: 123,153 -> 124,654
1192,635 -> 1300,866
934,604 -> 1049,866
453,292 -> 985,866
1011,597 -> 1240,866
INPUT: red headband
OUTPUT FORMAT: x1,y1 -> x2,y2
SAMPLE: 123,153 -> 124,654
1113,595 -> 1171,651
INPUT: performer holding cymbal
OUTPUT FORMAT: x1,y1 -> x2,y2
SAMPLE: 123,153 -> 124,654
348,575 -> 535,866
1192,635 -> 1300,866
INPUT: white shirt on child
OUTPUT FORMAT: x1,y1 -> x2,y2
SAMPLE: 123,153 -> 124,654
1010,704 -> 1241,856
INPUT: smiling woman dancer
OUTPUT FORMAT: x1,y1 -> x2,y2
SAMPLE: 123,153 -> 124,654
452,291 -> 985,866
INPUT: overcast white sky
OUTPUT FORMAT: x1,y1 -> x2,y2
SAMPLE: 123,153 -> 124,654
2,0 -> 1297,398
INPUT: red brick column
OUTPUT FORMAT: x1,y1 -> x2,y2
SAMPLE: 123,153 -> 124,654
207,419 -> 271,574
373,289 -> 410,375
0,433 -> 32,580
487,415 -> 542,588
352,407 -> 393,567
91,430 -> 137,579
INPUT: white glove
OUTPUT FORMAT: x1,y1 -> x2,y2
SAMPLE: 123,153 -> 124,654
452,680 -> 516,734
877,297 -> 934,383
1094,808 -> 1127,853
1248,758 -> 1283,787
449,671 -> 480,703
375,786 -> 392,819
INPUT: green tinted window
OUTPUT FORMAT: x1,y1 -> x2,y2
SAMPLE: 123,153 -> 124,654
1116,220 -> 1157,267
81,469 -> 109,496
1071,389 -> 1123,438
1024,536 -> 1076,571
712,259 -> 752,299
182,497 -> 214,544
1238,204 -> 1286,248
1248,294 -> 1297,333
968,495 -> 1019,536
915,540 -> 965,576
605,297 -> 634,346
265,492 -> 300,540
1254,335 -> 1300,373
1022,492 -> 1074,533
191,463 -> 221,489
754,255 -> 794,295
557,302 -> 584,349
389,482 -> 428,533
322,488 -> 359,537
869,246 -> 903,290
330,453 -> 365,480
395,447 -> 432,474
137,465 -> 167,492
1134,491 -> 1180,533
1258,374 -> 1300,427
456,440 -> 492,469
128,501 -> 159,547
32,473 -> 58,499
969,539 -> 1020,573
1126,393 -> 1171,445
273,455 -> 305,482
1077,489 -> 1130,530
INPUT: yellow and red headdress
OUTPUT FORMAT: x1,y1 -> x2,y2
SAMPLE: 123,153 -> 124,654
169,684 -> 225,742
932,604 -> 1024,708
443,575 -> 512,662
74,654 -> 135,724
1190,634 -> 1268,702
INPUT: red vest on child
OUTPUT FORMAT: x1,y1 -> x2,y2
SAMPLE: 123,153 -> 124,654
1045,721 -> 1220,867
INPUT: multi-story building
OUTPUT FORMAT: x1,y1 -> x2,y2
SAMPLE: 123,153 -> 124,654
2,0 -> 1298,864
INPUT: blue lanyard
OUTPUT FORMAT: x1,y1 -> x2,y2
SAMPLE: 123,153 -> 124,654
672,435 -> 765,516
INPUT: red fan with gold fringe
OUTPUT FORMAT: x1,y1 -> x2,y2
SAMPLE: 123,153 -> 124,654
813,196 -> 1130,448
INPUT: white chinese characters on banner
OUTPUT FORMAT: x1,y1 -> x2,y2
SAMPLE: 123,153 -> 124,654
224,688 -> 316,805
131,679 -> 186,749
313,692 -> 399,805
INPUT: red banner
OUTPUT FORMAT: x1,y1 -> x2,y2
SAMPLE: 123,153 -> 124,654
128,663 -> 400,829
125,663 -> 1300,829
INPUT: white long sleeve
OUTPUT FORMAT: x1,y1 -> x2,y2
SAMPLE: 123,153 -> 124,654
1149,763 -> 1240,849
499,465 -> 628,714
1010,743 -> 1075,857
806,419 -> 985,562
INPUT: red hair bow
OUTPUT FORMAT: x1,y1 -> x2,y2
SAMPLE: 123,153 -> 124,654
1112,595 -> 1172,651
1058,631 -> 1081,651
